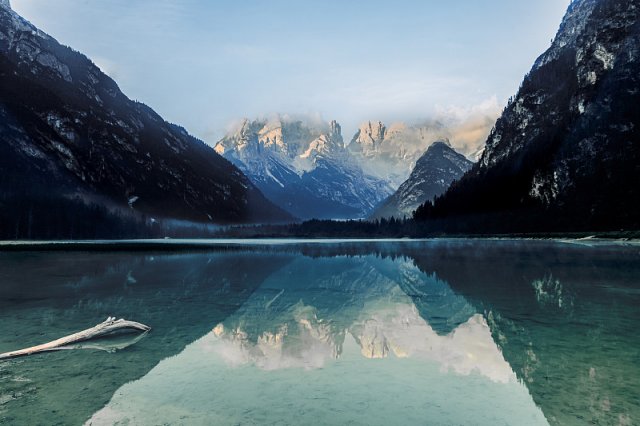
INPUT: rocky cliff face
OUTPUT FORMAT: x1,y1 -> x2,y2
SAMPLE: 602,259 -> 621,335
350,121 -> 387,153
348,119 -> 487,188
372,141 -> 472,219
416,0 -> 640,232
348,121 -> 447,188
0,5 -> 290,237
216,116 -> 393,219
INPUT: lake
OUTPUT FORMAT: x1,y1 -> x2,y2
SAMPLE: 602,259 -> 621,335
0,239 -> 638,425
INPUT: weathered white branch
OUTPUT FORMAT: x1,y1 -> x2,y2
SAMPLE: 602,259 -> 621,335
0,317 -> 151,360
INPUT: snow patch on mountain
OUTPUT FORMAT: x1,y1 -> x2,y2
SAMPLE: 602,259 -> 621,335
215,116 -> 393,219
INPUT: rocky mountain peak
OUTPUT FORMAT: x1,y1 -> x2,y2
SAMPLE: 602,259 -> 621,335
300,119 -> 345,161
430,138 -> 452,149
347,121 -> 458,188
416,0 -> 640,232
350,121 -> 387,152
533,0 -> 598,70
329,120 -> 342,143
372,142 -> 473,219
0,0 -> 10,10
214,116 -> 392,219
257,119 -> 286,151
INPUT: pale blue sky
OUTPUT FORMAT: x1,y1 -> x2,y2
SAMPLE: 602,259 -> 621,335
12,0 -> 570,142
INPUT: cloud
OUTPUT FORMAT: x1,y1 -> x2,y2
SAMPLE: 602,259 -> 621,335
312,69 -> 472,119
435,96 -> 502,158
210,95 -> 502,160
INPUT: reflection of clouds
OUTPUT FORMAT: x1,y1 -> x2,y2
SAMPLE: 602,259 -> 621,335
210,296 -> 516,384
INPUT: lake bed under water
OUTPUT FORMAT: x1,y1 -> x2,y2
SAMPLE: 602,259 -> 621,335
0,239 -> 638,425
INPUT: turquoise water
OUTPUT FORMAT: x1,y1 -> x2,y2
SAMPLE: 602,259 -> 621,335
0,240 -> 638,425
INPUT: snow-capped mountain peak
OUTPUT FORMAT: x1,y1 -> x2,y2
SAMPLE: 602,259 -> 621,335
300,120 -> 344,161
350,121 -> 386,153
214,116 -> 393,219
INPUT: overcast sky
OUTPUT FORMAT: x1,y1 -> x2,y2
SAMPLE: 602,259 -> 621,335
12,0 -> 570,143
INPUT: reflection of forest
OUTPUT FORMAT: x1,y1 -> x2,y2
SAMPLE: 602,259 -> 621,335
404,241 -> 640,426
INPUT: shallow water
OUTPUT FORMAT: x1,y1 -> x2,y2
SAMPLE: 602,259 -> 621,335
0,240 -> 638,425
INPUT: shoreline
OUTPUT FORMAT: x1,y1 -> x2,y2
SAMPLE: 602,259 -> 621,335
0,236 -> 638,252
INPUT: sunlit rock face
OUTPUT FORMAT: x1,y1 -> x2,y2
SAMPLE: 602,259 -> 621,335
349,121 -> 388,160
348,119 -> 488,188
215,116 -> 393,219
215,116 -> 319,162
349,121 -> 444,188
415,0 -> 640,231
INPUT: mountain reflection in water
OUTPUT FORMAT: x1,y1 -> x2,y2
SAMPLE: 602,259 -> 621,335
1,240 -> 638,426
88,254 -> 547,425
207,258 -> 513,383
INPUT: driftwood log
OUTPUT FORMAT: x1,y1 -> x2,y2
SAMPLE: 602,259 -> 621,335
0,317 -> 150,361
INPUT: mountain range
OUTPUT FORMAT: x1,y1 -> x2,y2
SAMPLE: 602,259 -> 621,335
215,117 -> 395,220
415,0 -> 640,233
1,0 -> 637,237
0,0 -> 475,233
0,2 -> 290,238
215,116 -> 476,220
348,120 -> 483,188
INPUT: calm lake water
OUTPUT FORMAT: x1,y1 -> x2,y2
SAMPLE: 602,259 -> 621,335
0,239 -> 638,425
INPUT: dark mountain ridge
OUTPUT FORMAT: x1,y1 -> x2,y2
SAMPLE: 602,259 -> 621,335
0,3 -> 290,238
415,0 -> 640,233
